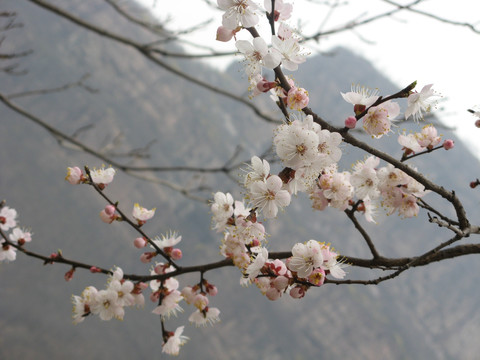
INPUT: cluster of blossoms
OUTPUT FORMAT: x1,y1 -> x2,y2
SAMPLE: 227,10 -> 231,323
149,261 -> 221,354
341,84 -> 440,138
66,167 -> 225,355
217,0 -> 309,108
273,114 -> 342,193
398,124 -> 454,157
13,2 -> 461,357
0,204 -> 32,262
211,181 -> 346,301
309,155 -> 431,221
72,267 -> 145,324
0,205 -> 32,262
211,191 -> 347,299
249,240 -> 346,300
66,165 -> 116,189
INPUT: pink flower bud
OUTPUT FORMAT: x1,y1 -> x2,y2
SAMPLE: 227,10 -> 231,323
99,205 -> 118,224
150,291 -> 160,303
138,282 -> 149,290
216,26 -> 239,42
140,252 -> 155,263
171,248 -> 182,260
344,116 -> 357,129
65,166 -> 83,185
266,287 -> 281,301
475,119 -> 480,128
256,78 -> 277,93
443,139 -> 454,150
133,237 -> 147,249
64,268 -> 75,282
272,275 -> 289,291
206,284 -> 218,297
181,286 -> 197,304
89,266 -> 101,273
193,294 -> 209,310
289,286 -> 306,299
104,205 -> 116,216
154,263 -> 168,274
269,259 -> 287,276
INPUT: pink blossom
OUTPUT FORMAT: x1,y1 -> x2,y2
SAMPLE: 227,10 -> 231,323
341,85 -> 379,115
193,294 -> 209,311
307,267 -> 325,286
271,24 -> 307,71
236,37 -> 281,76
216,25 -> 240,42
152,231 -> 182,249
0,241 -> 17,262
9,227 -> 32,245
288,240 -> 323,278
405,84 -> 438,121
0,206 -> 17,231
415,124 -> 441,148
218,0 -> 260,29
90,166 -> 115,187
132,203 -> 155,225
274,120 -> 319,169
188,307 -> 221,327
398,132 -> 424,154
152,290 -> 183,318
249,175 -> 291,218
362,101 -> 400,138
286,86 -> 309,110
162,326 -> 189,356
245,247 -> 268,280
65,166 -> 84,184
244,156 -> 270,188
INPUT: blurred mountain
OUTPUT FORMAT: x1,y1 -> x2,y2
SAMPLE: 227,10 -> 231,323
1,1 -> 480,360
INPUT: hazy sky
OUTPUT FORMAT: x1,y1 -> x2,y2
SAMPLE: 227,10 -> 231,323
137,0 -> 480,158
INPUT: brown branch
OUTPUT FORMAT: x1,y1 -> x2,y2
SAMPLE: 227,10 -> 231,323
381,0 -> 480,34
345,208 -> 381,259
83,166 -> 180,269
26,0 -> 280,125
303,0 -> 423,41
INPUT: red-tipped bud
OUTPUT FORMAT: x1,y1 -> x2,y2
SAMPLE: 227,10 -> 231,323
64,268 -> 75,281
344,116 -> 357,129
89,266 -> 102,273
443,139 -> 454,150
171,248 -> 182,260
134,237 -> 147,249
